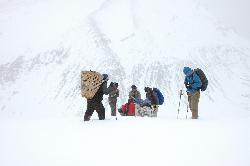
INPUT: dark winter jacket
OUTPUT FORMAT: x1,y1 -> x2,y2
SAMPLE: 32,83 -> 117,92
183,67 -> 202,94
88,81 -> 110,103
146,89 -> 159,105
108,87 -> 119,103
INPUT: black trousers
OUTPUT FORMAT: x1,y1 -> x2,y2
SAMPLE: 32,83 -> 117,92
84,101 -> 105,120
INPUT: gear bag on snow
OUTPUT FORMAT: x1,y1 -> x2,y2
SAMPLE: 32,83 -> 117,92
194,68 -> 208,91
81,71 -> 104,99
154,88 -> 164,105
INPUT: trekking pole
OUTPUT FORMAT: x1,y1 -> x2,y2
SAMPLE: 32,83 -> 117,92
177,90 -> 183,119
115,107 -> 118,120
186,103 -> 189,119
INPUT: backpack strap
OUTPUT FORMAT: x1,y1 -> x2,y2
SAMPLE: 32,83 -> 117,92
192,70 -> 202,91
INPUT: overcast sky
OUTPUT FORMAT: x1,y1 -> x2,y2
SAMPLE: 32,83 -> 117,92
200,0 -> 250,41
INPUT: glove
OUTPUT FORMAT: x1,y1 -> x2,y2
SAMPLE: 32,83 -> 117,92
185,84 -> 192,89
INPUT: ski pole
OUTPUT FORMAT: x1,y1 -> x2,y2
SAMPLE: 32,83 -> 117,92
186,103 -> 189,119
177,90 -> 183,119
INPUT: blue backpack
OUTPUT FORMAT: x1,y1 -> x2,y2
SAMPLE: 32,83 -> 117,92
154,88 -> 164,105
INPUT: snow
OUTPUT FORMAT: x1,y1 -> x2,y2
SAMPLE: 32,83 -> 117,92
0,116 -> 249,166
0,0 -> 250,165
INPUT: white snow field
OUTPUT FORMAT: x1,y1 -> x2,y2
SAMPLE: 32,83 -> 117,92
0,116 -> 250,166
0,0 -> 250,166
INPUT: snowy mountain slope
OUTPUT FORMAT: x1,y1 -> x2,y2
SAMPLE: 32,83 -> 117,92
0,0 -> 250,118
200,0 -> 250,40
88,0 -> 250,115
0,1 -> 250,166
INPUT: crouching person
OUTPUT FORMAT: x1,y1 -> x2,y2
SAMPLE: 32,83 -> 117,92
144,87 -> 159,117
118,85 -> 140,116
135,87 -> 159,117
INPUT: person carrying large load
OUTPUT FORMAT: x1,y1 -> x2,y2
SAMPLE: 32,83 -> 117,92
81,71 -> 111,121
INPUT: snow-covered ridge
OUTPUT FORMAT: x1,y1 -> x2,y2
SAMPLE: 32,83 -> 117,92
1,1 -> 250,166
0,0 -> 250,118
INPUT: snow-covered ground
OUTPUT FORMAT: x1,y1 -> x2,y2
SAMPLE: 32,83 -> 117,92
0,0 -> 250,165
1,115 -> 250,166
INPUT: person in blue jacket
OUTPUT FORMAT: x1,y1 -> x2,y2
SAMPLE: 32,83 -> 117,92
183,67 -> 202,119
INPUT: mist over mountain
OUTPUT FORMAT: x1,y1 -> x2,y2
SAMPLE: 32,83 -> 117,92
0,0 -> 250,118
1,1 -> 250,166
